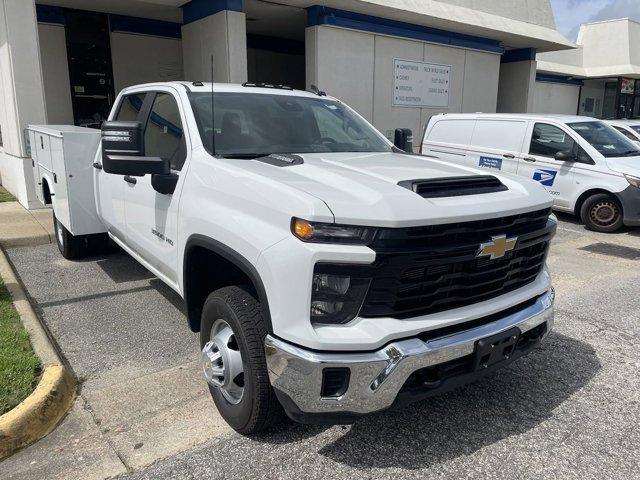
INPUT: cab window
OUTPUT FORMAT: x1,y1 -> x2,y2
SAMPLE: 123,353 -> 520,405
115,93 -> 146,122
144,93 -> 186,171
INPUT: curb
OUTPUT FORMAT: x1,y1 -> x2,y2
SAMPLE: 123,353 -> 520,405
0,365 -> 75,459
0,246 -> 76,459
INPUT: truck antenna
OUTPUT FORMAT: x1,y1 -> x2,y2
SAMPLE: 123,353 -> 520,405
210,55 -> 216,156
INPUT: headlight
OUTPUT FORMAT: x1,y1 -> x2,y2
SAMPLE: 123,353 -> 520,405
310,269 -> 371,325
291,218 -> 377,245
624,174 -> 640,189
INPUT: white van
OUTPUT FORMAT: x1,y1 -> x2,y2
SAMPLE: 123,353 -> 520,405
605,119 -> 640,145
422,113 -> 640,232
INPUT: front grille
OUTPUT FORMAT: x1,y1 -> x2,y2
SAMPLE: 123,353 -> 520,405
399,175 -> 507,198
359,208 -> 554,319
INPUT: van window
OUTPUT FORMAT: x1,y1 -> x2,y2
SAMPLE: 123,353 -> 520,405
427,119 -> 475,146
470,120 -> 527,152
568,121 -> 640,158
611,125 -> 638,141
529,123 -> 576,158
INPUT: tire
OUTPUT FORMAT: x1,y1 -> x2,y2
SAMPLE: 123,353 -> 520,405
200,286 -> 284,434
580,193 -> 624,233
53,210 -> 85,259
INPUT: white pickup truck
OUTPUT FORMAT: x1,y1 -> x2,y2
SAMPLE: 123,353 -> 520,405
29,82 -> 556,434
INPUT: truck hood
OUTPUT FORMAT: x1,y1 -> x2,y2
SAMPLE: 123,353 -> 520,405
227,152 -> 552,227
605,156 -> 640,177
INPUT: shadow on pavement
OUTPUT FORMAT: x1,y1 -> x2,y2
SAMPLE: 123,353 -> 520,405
256,332 -> 599,469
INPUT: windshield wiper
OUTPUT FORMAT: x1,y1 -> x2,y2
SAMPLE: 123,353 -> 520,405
620,150 -> 640,157
218,153 -> 273,159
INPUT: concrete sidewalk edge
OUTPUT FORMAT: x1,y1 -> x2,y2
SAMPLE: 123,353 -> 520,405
0,247 -> 76,460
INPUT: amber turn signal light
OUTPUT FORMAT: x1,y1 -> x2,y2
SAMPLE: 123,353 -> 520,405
292,218 -> 314,240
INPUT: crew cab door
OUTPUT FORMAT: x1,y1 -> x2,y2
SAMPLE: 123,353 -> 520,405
95,92 -> 147,239
517,122 -> 588,208
124,89 -> 189,284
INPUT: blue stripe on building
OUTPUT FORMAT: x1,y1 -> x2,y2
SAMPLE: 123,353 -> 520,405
306,5 -> 505,54
109,14 -> 182,39
182,0 -> 243,24
501,48 -> 536,63
35,4 -> 65,26
536,73 -> 584,86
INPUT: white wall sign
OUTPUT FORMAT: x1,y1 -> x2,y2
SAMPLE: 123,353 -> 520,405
393,59 -> 451,108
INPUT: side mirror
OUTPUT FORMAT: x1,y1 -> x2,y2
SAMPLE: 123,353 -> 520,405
394,128 -> 413,153
554,150 -> 574,162
101,121 -> 169,176
151,173 -> 179,195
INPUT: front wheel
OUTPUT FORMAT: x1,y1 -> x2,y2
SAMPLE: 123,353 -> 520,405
200,286 -> 284,434
580,193 -> 624,233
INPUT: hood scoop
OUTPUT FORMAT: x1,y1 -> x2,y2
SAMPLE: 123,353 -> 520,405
398,175 -> 508,198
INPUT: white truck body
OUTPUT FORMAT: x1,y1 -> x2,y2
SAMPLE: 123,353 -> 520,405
32,82 -> 556,430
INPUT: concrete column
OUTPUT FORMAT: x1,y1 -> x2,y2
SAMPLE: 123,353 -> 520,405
181,10 -> 247,84
496,49 -> 538,113
0,0 -> 47,208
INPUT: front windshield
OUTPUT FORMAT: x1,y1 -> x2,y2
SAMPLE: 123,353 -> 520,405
188,92 -> 392,157
568,121 -> 640,158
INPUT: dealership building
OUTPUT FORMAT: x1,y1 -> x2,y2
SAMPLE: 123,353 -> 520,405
535,18 -> 640,119
0,0 -> 573,209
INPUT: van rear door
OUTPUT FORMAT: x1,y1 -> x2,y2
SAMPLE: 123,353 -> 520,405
421,117 -> 475,166
466,118 -> 529,174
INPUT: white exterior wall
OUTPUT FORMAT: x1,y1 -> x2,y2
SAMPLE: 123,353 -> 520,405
496,60 -> 537,113
0,0 -> 47,208
181,10 -> 247,83
38,23 -> 73,125
532,81 -> 580,115
306,25 -> 500,143
578,79 -> 608,118
111,32 -> 183,93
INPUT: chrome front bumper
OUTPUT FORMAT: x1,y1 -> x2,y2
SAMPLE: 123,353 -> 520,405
265,290 -> 554,419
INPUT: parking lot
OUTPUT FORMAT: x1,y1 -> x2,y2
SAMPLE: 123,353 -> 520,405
2,214 -> 640,480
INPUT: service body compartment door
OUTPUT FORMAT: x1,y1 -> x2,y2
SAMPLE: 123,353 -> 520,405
28,130 -> 44,204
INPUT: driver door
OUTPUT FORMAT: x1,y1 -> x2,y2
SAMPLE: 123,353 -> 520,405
517,122 -> 578,208
124,90 -> 189,285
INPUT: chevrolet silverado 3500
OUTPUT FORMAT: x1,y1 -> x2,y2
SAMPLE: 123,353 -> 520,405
29,82 -> 556,434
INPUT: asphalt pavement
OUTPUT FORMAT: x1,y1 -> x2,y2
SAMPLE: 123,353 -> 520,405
2,214 -> 640,479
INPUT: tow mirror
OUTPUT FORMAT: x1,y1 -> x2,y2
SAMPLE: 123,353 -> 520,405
554,150 -> 574,162
101,121 -> 169,176
394,128 -> 413,153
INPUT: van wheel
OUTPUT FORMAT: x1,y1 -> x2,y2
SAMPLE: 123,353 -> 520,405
53,210 -> 85,259
200,286 -> 284,434
580,193 -> 624,233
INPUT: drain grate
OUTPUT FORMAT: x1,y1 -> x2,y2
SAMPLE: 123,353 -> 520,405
580,242 -> 640,260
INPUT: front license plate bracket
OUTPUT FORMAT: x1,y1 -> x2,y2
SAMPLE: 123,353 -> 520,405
473,327 -> 520,371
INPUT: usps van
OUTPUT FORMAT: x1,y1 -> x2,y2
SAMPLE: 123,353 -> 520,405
422,113 -> 640,232
605,119 -> 640,145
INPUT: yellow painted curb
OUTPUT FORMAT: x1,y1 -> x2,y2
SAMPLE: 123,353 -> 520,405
0,364 -> 76,459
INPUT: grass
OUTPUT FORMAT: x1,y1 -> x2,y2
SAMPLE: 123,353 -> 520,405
0,185 -> 16,203
0,277 -> 41,415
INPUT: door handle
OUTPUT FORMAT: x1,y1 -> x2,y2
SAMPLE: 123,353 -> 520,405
93,161 -> 102,170
523,157 -> 537,162
123,175 -> 137,185
503,153 -> 515,158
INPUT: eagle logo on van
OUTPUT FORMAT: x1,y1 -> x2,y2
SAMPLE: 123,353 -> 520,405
477,234 -> 518,260
533,169 -> 558,187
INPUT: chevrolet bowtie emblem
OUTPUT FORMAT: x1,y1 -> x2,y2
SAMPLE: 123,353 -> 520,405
477,234 -> 517,260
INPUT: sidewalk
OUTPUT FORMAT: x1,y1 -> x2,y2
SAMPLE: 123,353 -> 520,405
0,202 -> 53,248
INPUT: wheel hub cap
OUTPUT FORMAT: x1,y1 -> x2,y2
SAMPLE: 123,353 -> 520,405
201,319 -> 244,404
591,202 -> 618,226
